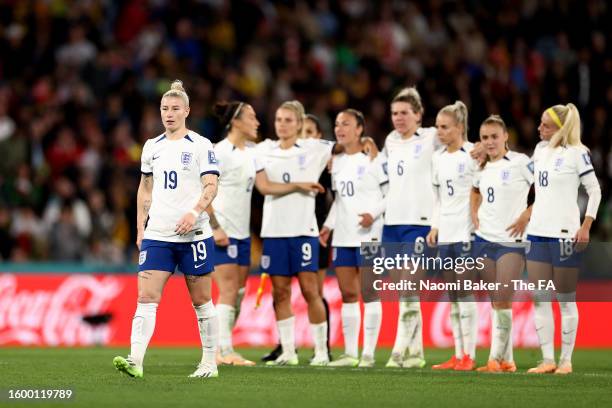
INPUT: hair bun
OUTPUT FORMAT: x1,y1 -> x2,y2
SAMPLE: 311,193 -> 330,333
170,80 -> 185,92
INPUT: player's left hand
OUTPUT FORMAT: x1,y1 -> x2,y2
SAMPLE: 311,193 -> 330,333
470,142 -> 487,164
176,212 -> 197,235
506,210 -> 530,238
361,136 -> 379,160
574,225 -> 590,252
358,213 -> 374,228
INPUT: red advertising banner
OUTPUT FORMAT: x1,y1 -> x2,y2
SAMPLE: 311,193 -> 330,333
1,274 -> 611,347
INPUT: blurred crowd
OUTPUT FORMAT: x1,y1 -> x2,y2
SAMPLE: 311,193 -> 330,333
0,0 -> 610,263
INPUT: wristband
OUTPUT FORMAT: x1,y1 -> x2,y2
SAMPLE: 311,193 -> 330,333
189,209 -> 200,218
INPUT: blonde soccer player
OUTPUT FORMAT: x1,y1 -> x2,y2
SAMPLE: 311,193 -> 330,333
209,101 -> 322,366
113,80 -> 221,379
470,115 -> 534,373
319,109 -> 388,368
427,101 -> 479,371
525,104 -> 601,375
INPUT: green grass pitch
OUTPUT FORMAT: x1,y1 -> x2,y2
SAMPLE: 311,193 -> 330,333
1,347 -> 611,407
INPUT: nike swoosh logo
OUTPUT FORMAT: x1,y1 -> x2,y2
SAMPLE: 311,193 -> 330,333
562,330 -> 575,335
152,155 -> 160,160
301,262 -> 312,267
195,263 -> 205,269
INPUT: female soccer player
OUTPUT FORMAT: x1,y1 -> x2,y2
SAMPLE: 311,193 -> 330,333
525,104 -> 601,374
320,109 -> 388,368
113,80 -> 221,379
470,115 -> 533,373
257,100 -> 334,366
210,101 -> 323,366
427,101 -> 479,371
381,87 -> 437,368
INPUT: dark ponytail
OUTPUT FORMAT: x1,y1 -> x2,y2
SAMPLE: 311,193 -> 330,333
213,101 -> 245,132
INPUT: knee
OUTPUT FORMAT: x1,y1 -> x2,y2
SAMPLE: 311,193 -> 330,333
301,286 -> 321,304
272,286 -> 291,305
340,289 -> 359,303
137,291 -> 162,304
191,293 -> 212,307
492,301 -> 512,310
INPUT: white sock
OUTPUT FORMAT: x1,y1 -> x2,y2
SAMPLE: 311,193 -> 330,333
310,322 -> 329,358
458,296 -> 478,359
558,292 -> 578,364
234,287 -> 246,325
490,308 -> 512,361
404,298 -> 423,358
130,302 -> 158,367
533,291 -> 555,363
391,299 -> 419,355
362,301 -> 382,358
277,316 -> 296,356
216,304 -> 235,353
450,302 -> 464,358
194,301 -> 218,365
341,302 -> 360,358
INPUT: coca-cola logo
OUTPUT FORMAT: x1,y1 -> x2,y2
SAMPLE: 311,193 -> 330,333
0,275 -> 123,346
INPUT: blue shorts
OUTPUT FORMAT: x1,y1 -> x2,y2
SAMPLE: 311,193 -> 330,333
437,241 -> 473,260
139,238 -> 215,276
261,237 -> 319,276
382,224 -> 434,257
332,247 -> 361,267
214,237 -> 251,266
526,235 -> 582,268
473,235 -> 525,261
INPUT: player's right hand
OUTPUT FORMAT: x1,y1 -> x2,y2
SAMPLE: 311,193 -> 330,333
213,227 -> 230,247
319,226 -> 331,247
296,182 -> 325,194
426,228 -> 438,247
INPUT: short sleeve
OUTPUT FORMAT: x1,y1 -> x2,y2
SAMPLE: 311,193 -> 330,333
373,156 -> 389,185
141,140 -> 153,175
575,146 -> 595,178
518,154 -> 535,185
472,169 -> 481,189
431,153 -> 440,187
254,155 -> 265,173
199,140 -> 220,176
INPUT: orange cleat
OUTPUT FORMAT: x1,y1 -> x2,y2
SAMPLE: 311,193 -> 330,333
431,355 -> 459,370
500,360 -> 517,373
527,361 -> 557,374
476,360 -> 502,373
454,355 -> 476,371
554,362 -> 572,375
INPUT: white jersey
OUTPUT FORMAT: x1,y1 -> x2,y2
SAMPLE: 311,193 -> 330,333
213,139 -> 263,239
528,142 -> 596,238
382,127 -> 439,226
473,151 -> 533,242
141,131 -> 219,242
257,138 -> 334,237
432,142 -> 477,243
327,153 -> 388,247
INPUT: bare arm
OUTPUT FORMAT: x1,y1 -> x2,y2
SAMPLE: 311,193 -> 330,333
255,171 -> 324,196
136,174 -> 153,249
175,173 -> 219,235
205,204 -> 230,246
470,187 -> 482,230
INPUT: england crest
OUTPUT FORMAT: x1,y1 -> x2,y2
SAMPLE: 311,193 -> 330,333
139,250 -> 147,265
357,165 -> 366,178
181,152 -> 193,166
298,154 -> 307,169
261,255 -> 270,269
501,169 -> 511,183
414,143 -> 423,157
227,244 -> 238,259
208,150 -> 217,164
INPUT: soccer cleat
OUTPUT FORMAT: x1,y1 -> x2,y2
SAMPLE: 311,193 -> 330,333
476,360 -> 502,373
402,356 -> 426,369
527,361 -> 557,374
309,354 -> 330,367
329,355 -> 359,367
261,344 -> 283,362
265,352 -> 299,366
113,356 -> 143,378
218,351 -> 256,366
554,362 -> 572,375
189,362 -> 219,378
358,355 -> 375,368
500,360 -> 517,373
454,355 -> 476,371
431,355 -> 458,370
385,352 -> 404,368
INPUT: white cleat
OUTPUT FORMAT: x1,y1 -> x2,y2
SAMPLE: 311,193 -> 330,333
189,362 -> 219,378
310,354 -> 330,367
358,355 -> 375,368
402,356 -> 426,368
265,352 -> 299,366
385,352 -> 403,368
328,355 -> 360,367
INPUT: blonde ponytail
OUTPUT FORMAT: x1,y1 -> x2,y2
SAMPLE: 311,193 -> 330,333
548,103 -> 585,148
439,100 -> 469,140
